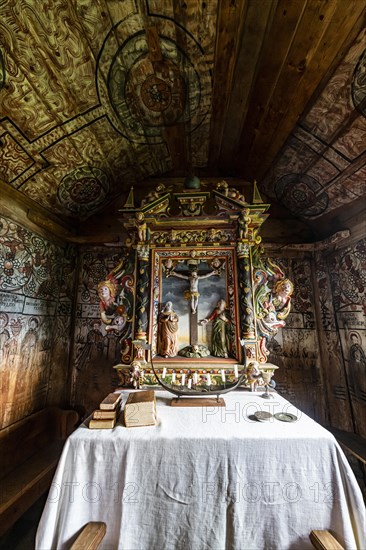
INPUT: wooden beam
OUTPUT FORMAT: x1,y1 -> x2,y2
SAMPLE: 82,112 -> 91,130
0,178 -> 76,243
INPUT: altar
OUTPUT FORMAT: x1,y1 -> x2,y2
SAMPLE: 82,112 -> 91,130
36,390 -> 366,550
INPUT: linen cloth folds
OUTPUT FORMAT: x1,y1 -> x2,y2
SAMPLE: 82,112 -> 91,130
36,391 -> 366,550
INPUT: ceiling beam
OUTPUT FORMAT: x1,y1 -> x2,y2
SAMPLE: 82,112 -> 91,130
0,179 -> 76,243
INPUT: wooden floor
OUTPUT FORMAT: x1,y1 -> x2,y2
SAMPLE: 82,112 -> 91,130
0,494 -> 46,550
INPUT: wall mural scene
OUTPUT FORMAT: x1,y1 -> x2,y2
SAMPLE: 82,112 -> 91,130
0,215 -> 76,428
70,247 -> 135,415
329,238 -> 366,438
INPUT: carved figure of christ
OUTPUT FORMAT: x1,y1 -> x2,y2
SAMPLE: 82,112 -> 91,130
170,268 -> 218,345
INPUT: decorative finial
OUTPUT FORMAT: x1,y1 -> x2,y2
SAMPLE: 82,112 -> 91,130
120,186 -> 135,209
252,180 -> 263,204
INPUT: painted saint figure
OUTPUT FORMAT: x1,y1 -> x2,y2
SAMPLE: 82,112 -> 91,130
170,268 -> 218,314
200,299 -> 231,358
157,301 -> 179,358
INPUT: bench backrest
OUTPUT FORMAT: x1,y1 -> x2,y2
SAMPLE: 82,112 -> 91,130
0,407 -> 76,479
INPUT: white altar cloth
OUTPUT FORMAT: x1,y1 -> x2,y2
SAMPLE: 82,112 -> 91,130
36,390 -> 365,550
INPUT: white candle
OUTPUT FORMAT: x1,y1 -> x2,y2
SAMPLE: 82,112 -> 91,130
193,372 -> 198,384
171,372 -> 176,383
188,379 -> 192,389
162,368 -> 167,379
221,369 -> 226,382
234,365 -> 238,378
207,373 -> 211,386
181,373 -> 186,386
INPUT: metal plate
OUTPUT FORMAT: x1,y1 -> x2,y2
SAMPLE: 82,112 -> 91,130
254,411 -> 273,422
274,412 -> 298,422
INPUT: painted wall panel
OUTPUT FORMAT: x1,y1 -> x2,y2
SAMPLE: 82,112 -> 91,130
0,215 -> 77,429
69,246 -> 135,418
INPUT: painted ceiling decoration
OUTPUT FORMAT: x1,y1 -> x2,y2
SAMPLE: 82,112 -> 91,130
263,31 -> 366,221
0,50 -> 5,90
0,0 -> 365,242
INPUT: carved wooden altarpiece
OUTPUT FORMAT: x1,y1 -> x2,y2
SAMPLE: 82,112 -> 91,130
99,179 -> 293,389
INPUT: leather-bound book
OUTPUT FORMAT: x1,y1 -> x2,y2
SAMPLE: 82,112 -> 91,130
124,390 -> 157,427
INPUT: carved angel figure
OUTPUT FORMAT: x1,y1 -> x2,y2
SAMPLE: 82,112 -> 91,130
97,278 -> 119,325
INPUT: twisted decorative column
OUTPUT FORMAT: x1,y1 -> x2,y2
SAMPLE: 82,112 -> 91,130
134,244 -> 150,341
237,242 -> 256,340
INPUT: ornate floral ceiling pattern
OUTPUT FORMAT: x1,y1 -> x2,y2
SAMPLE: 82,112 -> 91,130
0,0 -> 365,240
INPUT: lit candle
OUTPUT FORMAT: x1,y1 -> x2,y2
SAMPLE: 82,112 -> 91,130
181,373 -> 186,386
234,365 -> 238,378
193,372 -> 198,384
162,368 -> 167,379
171,372 -> 176,383
188,378 -> 192,389
221,369 -> 226,382
207,373 -> 211,386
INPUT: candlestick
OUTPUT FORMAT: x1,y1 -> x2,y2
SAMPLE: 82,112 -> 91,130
162,368 -> 167,379
221,369 -> 226,382
171,372 -> 176,383
187,379 -> 192,389
234,365 -> 238,378
207,373 -> 211,386
181,373 -> 186,386
193,372 -> 198,384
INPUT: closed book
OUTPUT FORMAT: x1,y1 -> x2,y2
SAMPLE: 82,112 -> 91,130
89,417 -> 116,429
124,390 -> 157,427
92,409 -> 117,420
99,392 -> 122,410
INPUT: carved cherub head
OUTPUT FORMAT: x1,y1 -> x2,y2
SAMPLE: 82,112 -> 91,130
274,278 -> 294,297
98,278 -> 118,302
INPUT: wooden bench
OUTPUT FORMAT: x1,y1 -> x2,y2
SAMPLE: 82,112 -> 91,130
0,407 -> 79,537
327,427 -> 366,465
310,530 -> 345,550
70,522 -> 107,550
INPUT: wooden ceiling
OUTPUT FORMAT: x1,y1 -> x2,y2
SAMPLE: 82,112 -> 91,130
0,0 -> 366,243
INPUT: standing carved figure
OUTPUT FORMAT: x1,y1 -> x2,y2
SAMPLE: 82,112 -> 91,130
134,212 -> 148,242
238,208 -> 251,240
200,299 -> 231,358
157,301 -> 179,357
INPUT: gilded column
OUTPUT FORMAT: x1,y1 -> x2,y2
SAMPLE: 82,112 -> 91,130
134,244 -> 150,341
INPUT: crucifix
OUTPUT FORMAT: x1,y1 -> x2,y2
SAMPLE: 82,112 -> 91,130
170,264 -> 219,345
